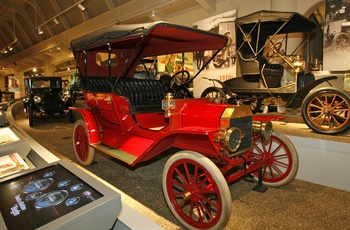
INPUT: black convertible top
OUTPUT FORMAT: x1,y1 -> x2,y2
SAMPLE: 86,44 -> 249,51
236,10 -> 316,55
70,21 -> 228,57
236,10 -> 315,33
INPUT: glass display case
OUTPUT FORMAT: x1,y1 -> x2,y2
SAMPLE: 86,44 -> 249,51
0,126 -> 30,159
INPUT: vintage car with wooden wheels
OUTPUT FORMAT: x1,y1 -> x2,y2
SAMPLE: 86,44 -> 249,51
69,21 -> 299,229
201,10 -> 350,135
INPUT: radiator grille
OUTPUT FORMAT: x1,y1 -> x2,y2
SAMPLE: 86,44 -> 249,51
42,94 -> 61,111
230,115 -> 252,153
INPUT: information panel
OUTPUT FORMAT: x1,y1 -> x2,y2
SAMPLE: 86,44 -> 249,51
0,160 -> 121,230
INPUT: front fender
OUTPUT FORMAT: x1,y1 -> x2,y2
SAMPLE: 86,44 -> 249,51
202,78 -> 234,96
69,107 -> 100,144
64,98 -> 75,109
285,75 -> 338,109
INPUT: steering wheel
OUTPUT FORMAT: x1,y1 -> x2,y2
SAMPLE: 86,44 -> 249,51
267,42 -> 282,58
170,70 -> 190,89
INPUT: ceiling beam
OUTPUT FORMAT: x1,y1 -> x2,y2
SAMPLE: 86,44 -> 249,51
0,0 -> 182,68
195,0 -> 216,13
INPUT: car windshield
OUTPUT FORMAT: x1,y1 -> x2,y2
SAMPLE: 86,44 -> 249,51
134,53 -> 193,79
32,80 -> 60,89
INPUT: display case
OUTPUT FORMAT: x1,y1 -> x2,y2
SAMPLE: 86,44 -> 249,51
0,160 -> 122,230
0,126 -> 30,158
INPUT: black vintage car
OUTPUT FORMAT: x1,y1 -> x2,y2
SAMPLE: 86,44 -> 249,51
23,76 -> 75,127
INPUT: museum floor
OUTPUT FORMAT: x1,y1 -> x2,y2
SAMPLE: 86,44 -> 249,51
14,101 -> 350,230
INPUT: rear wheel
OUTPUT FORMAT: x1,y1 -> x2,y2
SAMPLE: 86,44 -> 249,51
249,131 -> 299,187
73,119 -> 95,166
201,87 -> 228,104
302,88 -> 350,134
162,151 -> 231,230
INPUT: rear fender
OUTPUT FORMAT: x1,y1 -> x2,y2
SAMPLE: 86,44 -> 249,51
285,75 -> 338,108
69,107 -> 100,144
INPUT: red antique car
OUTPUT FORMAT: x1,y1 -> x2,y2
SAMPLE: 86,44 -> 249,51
69,21 -> 298,229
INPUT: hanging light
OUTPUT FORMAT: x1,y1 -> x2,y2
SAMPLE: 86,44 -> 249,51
8,46 -> 13,51
53,18 -> 59,24
78,3 -> 85,11
38,27 -> 43,34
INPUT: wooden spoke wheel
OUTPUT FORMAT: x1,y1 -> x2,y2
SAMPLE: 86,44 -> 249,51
302,88 -> 350,134
201,87 -> 228,104
73,119 -> 95,166
162,151 -> 231,229
248,131 -> 299,187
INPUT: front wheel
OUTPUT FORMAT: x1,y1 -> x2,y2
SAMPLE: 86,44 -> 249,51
245,97 -> 262,114
72,119 -> 95,166
302,88 -> 350,134
28,106 -> 34,127
69,110 -> 76,123
249,131 -> 299,187
162,151 -> 231,230
201,87 -> 228,104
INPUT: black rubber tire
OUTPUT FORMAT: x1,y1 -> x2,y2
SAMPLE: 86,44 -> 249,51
28,106 -> 34,127
201,87 -> 228,104
302,87 -> 350,134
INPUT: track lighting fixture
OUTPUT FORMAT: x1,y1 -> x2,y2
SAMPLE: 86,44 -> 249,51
38,27 -> 43,34
78,3 -> 85,12
53,18 -> 59,25
35,1 -> 85,32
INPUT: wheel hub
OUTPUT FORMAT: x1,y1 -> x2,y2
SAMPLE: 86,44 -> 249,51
322,106 -> 333,117
263,151 -> 274,164
183,191 -> 191,200
182,184 -> 201,201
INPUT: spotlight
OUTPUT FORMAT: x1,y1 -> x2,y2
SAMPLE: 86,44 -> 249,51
53,18 -> 59,25
8,46 -> 13,51
78,3 -> 85,12
38,27 -> 43,34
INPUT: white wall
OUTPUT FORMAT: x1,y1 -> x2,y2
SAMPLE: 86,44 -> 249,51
289,135 -> 350,191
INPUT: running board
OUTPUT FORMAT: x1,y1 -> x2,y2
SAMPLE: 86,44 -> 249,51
92,143 -> 138,165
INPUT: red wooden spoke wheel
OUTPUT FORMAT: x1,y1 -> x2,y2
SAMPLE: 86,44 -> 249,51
249,131 -> 298,187
162,151 -> 231,230
73,119 -> 95,166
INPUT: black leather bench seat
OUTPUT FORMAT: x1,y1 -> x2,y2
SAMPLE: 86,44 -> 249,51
80,76 -> 169,113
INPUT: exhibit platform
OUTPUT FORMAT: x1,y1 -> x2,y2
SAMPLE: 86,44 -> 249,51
270,111 -> 350,192
4,100 -> 350,229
